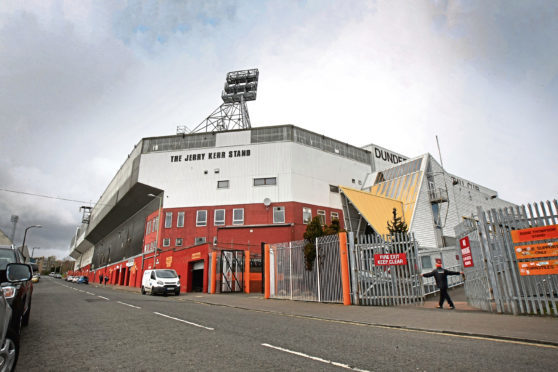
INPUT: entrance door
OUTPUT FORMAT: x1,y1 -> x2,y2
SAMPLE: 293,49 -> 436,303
220,250 -> 244,293
191,261 -> 204,292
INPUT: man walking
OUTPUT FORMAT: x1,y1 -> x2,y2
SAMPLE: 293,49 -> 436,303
421,263 -> 463,309
104,275 -> 109,286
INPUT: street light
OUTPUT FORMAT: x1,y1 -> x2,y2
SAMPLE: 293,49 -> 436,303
147,193 -> 163,269
22,225 -> 42,259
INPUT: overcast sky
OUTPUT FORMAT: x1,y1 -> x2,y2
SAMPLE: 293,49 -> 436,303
1,0 -> 557,259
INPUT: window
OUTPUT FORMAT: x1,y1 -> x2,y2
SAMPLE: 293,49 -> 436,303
165,212 -> 172,228
176,238 -> 183,247
163,238 -> 170,247
331,211 -> 339,222
196,210 -> 207,226
303,207 -> 312,224
217,180 -> 229,189
153,217 -> 158,232
177,212 -> 184,228
146,221 -> 151,235
273,206 -> 285,223
195,237 -> 206,245
233,208 -> 244,225
214,209 -> 225,226
329,185 -> 339,193
254,177 -> 276,186
421,256 -> 432,270
317,210 -> 326,225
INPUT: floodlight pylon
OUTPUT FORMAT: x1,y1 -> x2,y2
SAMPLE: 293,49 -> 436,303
182,69 -> 258,134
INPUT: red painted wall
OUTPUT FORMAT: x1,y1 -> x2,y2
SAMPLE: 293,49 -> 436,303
144,201 -> 343,252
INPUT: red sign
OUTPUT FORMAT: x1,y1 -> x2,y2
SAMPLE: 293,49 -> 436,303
511,225 -> 558,243
459,236 -> 474,268
374,253 -> 407,266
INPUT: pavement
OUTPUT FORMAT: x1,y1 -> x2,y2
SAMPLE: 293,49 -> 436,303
91,283 -> 558,347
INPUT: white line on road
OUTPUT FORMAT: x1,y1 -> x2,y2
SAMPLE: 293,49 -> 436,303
153,312 -> 214,331
117,301 -> 141,309
97,296 -> 109,300
261,343 -> 370,372
86,292 -> 95,295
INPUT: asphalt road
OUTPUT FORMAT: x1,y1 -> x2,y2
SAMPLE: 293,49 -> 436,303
17,278 -> 557,371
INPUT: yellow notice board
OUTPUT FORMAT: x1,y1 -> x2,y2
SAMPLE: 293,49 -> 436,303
511,225 -> 558,243
514,242 -> 558,259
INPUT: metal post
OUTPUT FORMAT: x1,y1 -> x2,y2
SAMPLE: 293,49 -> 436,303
348,232 -> 359,305
315,238 -> 321,302
289,241 -> 293,300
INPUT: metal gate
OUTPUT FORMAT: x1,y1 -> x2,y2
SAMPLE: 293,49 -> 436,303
220,250 -> 244,293
268,235 -> 343,303
455,200 -> 558,316
350,232 -> 424,306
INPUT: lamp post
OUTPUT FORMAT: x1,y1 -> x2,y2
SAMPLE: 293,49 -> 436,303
31,247 -> 40,259
22,225 -> 42,260
147,193 -> 163,269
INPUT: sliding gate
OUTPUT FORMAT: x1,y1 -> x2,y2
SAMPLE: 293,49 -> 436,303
351,233 -> 424,306
220,250 -> 244,293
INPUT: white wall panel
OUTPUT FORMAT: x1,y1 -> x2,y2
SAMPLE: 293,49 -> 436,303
137,140 -> 371,209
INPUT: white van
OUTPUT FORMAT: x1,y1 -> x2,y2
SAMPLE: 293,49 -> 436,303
141,269 -> 181,296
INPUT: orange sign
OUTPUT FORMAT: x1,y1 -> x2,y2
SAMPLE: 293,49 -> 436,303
191,252 -> 201,260
166,256 -> 173,268
511,225 -> 558,243
514,242 -> 558,260
518,260 -> 558,276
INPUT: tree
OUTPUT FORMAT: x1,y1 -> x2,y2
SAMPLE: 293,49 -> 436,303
303,216 -> 324,271
387,208 -> 408,235
303,217 -> 345,271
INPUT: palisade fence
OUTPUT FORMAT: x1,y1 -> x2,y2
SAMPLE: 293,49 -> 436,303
350,232 -> 424,306
455,200 -> 558,316
268,234 -> 344,303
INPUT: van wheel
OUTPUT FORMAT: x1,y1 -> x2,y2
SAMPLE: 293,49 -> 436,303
175,290 -> 180,296
141,286 -> 146,295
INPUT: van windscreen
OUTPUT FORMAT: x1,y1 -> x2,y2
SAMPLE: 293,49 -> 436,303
156,270 -> 177,278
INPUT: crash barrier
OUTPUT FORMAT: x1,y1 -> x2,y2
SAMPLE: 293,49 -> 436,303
455,200 -> 558,316
265,233 -> 350,304
350,232 -> 424,306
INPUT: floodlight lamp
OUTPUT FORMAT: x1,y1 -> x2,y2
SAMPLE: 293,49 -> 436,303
221,68 -> 259,103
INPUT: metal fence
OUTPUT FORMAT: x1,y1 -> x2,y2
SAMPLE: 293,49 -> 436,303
350,232 -> 424,306
268,234 -> 343,303
455,200 -> 558,316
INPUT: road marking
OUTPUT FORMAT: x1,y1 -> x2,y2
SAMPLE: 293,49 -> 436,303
85,292 -> 95,295
153,312 -> 214,331
262,343 -> 369,371
97,296 -> 109,300
117,301 -> 141,309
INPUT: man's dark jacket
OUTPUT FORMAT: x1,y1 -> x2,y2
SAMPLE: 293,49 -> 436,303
422,268 -> 461,289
